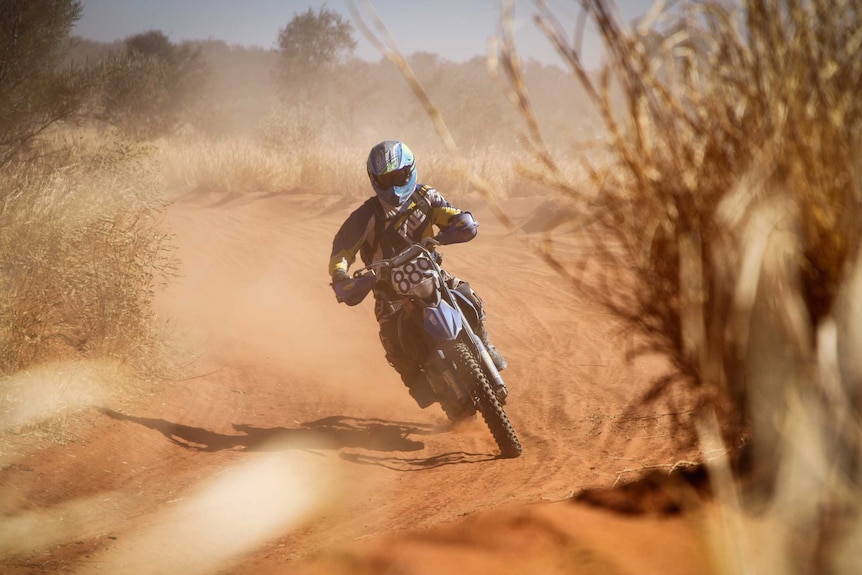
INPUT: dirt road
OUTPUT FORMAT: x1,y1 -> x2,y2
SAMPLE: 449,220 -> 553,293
0,191 -> 708,574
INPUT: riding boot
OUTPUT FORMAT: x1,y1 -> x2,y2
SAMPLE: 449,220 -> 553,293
380,316 -> 436,409
457,282 -> 507,373
489,366 -> 509,405
402,370 -> 436,408
476,324 -> 508,404
478,324 -> 508,372
387,354 -> 436,409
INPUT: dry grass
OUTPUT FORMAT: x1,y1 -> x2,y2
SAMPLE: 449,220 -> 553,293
156,131 -> 565,205
350,0 -> 588,281
499,0 -> 862,445
485,0 -> 862,572
0,358 -> 137,455
0,133 -> 176,377
348,0 -> 862,570
2,1 -> 859,571
159,136 -> 308,200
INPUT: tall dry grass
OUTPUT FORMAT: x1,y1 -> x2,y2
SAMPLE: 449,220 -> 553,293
156,131 -> 561,206
493,0 -> 862,447
353,0 -> 862,570
0,133 -> 175,377
487,0 -> 861,572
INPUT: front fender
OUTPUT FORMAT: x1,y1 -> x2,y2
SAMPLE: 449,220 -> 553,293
423,300 -> 462,341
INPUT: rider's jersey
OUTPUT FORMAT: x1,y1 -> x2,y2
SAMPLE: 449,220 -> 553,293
328,184 -> 462,278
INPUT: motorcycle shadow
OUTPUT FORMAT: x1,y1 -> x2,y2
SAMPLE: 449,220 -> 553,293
99,409 -> 438,454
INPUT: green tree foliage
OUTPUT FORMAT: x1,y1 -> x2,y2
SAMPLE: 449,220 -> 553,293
276,7 -> 356,95
102,30 -> 209,140
0,0 -> 92,166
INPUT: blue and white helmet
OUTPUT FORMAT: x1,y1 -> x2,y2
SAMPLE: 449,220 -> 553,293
367,140 -> 417,206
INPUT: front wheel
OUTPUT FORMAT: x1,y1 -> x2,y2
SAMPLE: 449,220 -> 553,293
451,342 -> 522,458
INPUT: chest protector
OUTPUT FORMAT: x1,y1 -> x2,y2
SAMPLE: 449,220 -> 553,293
365,185 -> 434,265
365,185 -> 436,313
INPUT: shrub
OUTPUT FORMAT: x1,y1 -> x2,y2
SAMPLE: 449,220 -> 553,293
0,137 -> 175,374
100,31 -> 209,140
491,1 -> 862,568
488,0 -> 862,437
276,6 -> 356,98
0,0 -> 94,165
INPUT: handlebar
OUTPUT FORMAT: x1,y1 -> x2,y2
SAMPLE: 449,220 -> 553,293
351,238 -> 440,279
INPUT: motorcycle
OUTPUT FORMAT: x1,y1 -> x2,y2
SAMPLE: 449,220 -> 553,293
334,239 -> 522,459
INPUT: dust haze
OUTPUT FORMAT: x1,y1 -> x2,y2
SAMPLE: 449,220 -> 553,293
4,1 -> 862,574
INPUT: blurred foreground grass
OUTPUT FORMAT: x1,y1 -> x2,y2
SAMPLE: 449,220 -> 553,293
487,1 -> 862,573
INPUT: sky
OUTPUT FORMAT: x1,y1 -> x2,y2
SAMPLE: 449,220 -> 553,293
73,0 -> 652,69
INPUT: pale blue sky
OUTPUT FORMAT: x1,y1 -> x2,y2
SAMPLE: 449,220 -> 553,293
74,1 -> 652,68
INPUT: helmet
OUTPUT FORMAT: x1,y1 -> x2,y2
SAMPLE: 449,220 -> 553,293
367,140 -> 417,206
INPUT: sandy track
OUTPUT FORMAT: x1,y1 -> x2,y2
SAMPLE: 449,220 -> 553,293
0,192 -> 703,574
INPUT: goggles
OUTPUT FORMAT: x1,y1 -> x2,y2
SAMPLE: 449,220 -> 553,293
372,164 -> 414,189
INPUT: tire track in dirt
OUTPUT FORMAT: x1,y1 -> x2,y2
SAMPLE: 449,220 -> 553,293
163,193 -> 697,569
0,192 -> 699,574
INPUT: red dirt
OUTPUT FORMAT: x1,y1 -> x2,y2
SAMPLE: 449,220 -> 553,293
0,191 -> 711,574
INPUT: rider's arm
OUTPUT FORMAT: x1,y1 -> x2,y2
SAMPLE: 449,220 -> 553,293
435,211 -> 478,244
424,187 -> 478,244
329,201 -> 376,278
423,187 -> 462,229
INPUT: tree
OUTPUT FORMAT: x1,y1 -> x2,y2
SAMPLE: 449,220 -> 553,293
276,7 -> 356,91
101,30 -> 209,139
0,0 -> 92,166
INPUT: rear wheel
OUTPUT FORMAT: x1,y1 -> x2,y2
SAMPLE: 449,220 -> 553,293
451,342 -> 522,458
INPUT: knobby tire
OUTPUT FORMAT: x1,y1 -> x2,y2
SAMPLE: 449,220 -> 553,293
452,342 -> 522,458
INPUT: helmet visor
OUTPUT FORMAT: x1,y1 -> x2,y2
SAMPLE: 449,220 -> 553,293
373,164 -> 414,189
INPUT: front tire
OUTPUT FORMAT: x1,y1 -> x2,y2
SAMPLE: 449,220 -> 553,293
451,342 -> 522,458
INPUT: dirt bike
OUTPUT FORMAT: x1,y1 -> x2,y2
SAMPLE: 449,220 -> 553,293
335,239 -> 522,459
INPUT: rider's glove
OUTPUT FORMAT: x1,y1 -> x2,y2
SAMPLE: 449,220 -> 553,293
331,269 -> 374,306
436,212 -> 478,245
331,269 -> 350,295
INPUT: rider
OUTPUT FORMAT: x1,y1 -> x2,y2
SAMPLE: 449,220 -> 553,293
329,140 -> 507,409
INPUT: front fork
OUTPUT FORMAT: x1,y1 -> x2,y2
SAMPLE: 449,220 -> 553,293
457,316 -> 507,396
401,288 -> 506,400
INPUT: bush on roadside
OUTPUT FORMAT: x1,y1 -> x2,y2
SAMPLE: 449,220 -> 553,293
0,0 -> 95,166
0,137 -> 175,375
1,1 -> 175,377
494,1 -> 862,570
99,30 -> 209,140
498,0 -> 862,448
